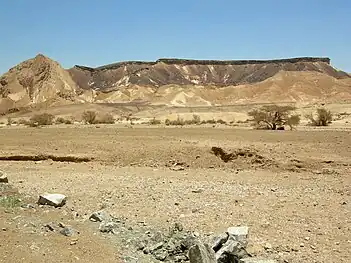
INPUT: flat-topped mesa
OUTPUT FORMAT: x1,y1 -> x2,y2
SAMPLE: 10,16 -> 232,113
156,57 -> 331,65
74,61 -> 157,72
73,57 -> 331,72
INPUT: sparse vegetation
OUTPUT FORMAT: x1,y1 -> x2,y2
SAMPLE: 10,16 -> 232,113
166,116 -> 185,126
248,105 -> 300,130
82,111 -> 97,124
216,119 -> 227,125
306,108 -> 333,126
149,117 -> 161,125
192,114 -> 201,124
0,196 -> 22,208
97,113 -> 115,124
201,119 -> 216,125
29,113 -> 55,126
6,117 -> 12,126
55,117 -> 73,125
18,118 -> 30,125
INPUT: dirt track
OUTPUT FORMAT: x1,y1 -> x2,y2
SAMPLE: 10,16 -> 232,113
0,126 -> 350,263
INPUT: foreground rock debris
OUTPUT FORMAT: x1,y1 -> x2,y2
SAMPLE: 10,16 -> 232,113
0,170 -> 8,183
189,242 -> 216,263
88,215 -> 276,263
38,193 -> 67,207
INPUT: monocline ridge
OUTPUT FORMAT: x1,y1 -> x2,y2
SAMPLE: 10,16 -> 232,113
74,57 -> 331,72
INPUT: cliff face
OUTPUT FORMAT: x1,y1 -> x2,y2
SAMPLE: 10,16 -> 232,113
69,57 -> 349,91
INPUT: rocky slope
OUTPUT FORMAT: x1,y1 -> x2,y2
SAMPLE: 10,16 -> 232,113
0,54 -> 86,114
1,55 -> 351,113
69,57 -> 349,90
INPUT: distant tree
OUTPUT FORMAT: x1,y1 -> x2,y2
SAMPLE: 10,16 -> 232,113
306,108 -> 333,126
248,105 -> 300,130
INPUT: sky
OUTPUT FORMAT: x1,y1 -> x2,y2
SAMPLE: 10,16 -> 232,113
0,0 -> 350,74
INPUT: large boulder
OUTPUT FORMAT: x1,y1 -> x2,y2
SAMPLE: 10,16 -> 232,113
38,193 -> 67,207
189,242 -> 216,263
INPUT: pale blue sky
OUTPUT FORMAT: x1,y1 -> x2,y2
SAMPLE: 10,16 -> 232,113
0,0 -> 350,74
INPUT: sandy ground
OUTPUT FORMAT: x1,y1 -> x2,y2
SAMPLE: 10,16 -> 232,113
0,125 -> 350,263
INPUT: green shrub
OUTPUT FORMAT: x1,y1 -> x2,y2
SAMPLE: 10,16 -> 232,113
0,196 -> 22,208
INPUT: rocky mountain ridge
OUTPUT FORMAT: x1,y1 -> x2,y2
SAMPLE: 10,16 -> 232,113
69,57 -> 350,91
1,54 -> 351,113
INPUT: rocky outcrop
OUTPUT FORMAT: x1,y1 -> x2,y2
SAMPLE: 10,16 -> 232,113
0,54 -> 85,114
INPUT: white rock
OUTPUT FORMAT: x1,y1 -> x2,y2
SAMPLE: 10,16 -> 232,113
0,171 -> 8,183
227,226 -> 249,245
38,193 -> 67,207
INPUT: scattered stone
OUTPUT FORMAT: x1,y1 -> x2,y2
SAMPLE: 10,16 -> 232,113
38,193 -> 67,207
59,227 -> 76,237
70,241 -> 77,245
192,188 -> 204,193
2,227 -> 7,231
154,250 -> 169,261
227,226 -> 249,246
89,210 -> 111,222
21,204 -> 35,209
189,242 -> 216,263
212,232 -> 229,252
99,221 -> 119,233
264,243 -> 273,251
0,171 -> 8,183
44,223 -> 56,232
149,242 -> 164,252
240,258 -> 277,263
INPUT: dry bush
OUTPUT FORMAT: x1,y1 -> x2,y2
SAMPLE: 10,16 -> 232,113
82,111 -> 97,124
216,119 -> 227,125
6,117 -> 12,126
306,108 -> 333,126
165,116 -> 185,126
30,113 -> 55,126
18,118 -> 30,125
97,113 -> 115,124
149,117 -> 161,125
192,114 -> 201,124
201,119 -> 216,124
55,117 -> 73,125
248,105 -> 300,130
